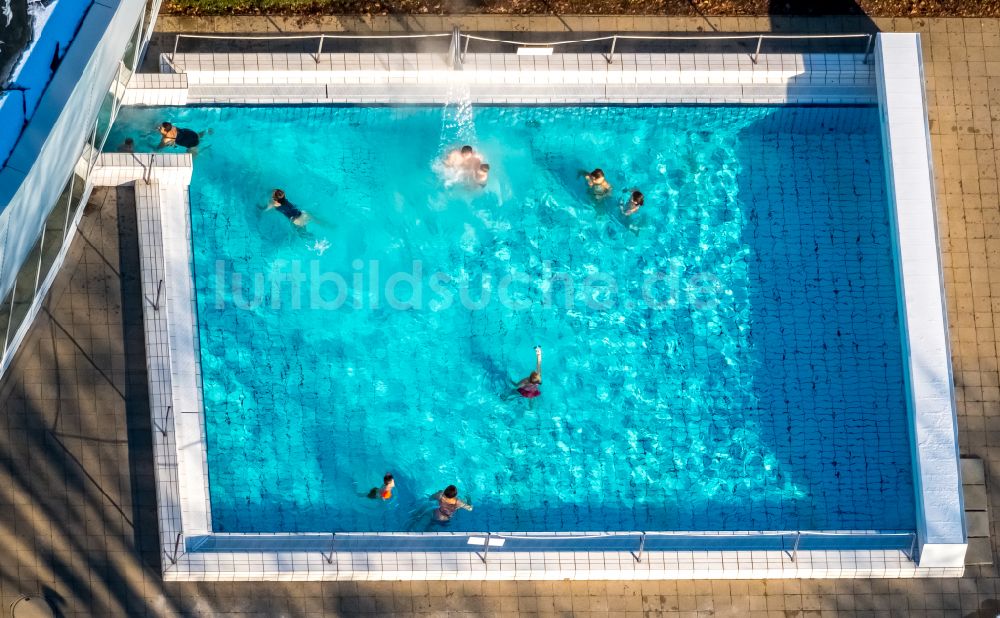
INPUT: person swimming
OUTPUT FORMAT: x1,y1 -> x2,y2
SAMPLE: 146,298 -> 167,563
445,145 -> 480,171
585,168 -> 612,197
367,473 -> 395,500
513,346 -> 543,399
621,190 -> 644,216
267,189 -> 310,227
432,485 -> 472,522
474,163 -> 490,186
117,137 -> 134,153
158,122 -> 201,152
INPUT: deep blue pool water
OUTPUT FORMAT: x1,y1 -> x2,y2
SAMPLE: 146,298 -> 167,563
108,105 -> 914,533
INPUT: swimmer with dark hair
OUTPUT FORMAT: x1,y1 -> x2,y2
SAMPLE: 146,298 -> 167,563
445,145 -> 478,169
584,168 -> 612,197
158,122 -> 203,152
267,189 -> 311,227
367,473 -> 395,500
431,485 -> 473,522
621,190 -> 644,216
474,163 -> 490,186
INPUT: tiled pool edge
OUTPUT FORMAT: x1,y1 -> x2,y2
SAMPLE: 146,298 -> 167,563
875,33 -> 967,569
137,52 -> 876,105
121,161 -> 939,581
113,36 -> 966,580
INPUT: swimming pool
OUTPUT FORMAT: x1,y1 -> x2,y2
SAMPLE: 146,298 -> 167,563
108,104 -> 913,535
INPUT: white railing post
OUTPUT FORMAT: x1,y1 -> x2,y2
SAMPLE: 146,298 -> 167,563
324,533 -> 336,564
863,33 -> 875,64
752,34 -> 764,64
790,532 -> 802,563
153,405 -> 172,437
152,278 -> 163,311
165,532 -> 182,565
479,532 -> 491,563
450,26 -> 463,70
316,34 -> 324,64
634,531 -> 646,563
607,34 -> 618,65
171,34 -> 180,63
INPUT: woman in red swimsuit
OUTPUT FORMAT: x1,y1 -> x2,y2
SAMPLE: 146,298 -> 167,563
514,346 -> 543,398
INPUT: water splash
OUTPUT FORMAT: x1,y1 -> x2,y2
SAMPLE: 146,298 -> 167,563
309,238 -> 331,256
439,81 -> 475,149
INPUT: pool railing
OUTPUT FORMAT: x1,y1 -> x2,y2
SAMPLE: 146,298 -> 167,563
167,30 -> 877,70
182,530 -> 918,565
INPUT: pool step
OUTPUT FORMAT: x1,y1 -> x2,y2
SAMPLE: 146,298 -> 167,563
962,457 -> 993,566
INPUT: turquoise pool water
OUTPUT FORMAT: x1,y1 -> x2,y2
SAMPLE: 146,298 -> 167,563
108,105 -> 914,534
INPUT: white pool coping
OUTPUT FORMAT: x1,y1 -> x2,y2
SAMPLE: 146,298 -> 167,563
105,34 -> 966,580
874,33 -> 967,568
139,51 -> 877,105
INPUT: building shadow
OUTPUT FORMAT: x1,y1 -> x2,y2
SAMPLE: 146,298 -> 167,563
965,598 -> 1000,618
765,0 -> 879,56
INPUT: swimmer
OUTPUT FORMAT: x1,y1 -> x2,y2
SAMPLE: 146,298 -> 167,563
445,145 -> 481,171
367,473 -> 395,500
431,485 -> 472,522
513,346 -> 543,399
474,163 -> 490,186
158,122 -> 202,152
584,168 -> 612,197
267,189 -> 311,227
621,190 -> 644,216
117,137 -> 134,153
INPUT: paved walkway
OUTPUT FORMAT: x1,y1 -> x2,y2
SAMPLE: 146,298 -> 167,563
2,14 -> 1000,618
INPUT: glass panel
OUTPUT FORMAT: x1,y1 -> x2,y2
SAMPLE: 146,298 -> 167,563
94,86 -> 116,153
94,64 -> 125,153
68,169 -> 87,225
7,233 -> 44,344
70,169 -> 85,207
86,116 -> 100,171
141,0 -> 161,48
37,173 -> 75,286
120,19 -> 142,84
0,285 -> 12,357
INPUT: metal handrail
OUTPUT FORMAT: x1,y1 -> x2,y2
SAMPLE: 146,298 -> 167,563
165,532 -> 183,565
167,30 -> 876,69
171,32 -> 452,64
152,405 -> 172,437
486,529 -> 914,540
152,278 -> 163,311
460,31 -> 875,65
180,529 -> 918,568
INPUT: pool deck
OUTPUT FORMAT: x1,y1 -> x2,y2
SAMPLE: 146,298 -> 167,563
0,13 -> 998,616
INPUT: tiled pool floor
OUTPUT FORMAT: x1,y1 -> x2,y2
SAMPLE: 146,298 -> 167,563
0,14 -> 998,617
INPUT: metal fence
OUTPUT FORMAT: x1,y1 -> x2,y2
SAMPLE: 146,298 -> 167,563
457,32 -> 875,65
167,30 -> 876,69
184,530 -> 918,565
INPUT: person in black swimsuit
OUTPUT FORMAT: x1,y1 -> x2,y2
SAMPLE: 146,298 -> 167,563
267,189 -> 310,227
158,122 -> 201,152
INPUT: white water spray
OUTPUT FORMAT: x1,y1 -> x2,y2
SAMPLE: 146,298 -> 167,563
439,80 -> 475,150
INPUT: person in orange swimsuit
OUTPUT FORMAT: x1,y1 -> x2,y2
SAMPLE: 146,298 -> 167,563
367,473 -> 395,500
